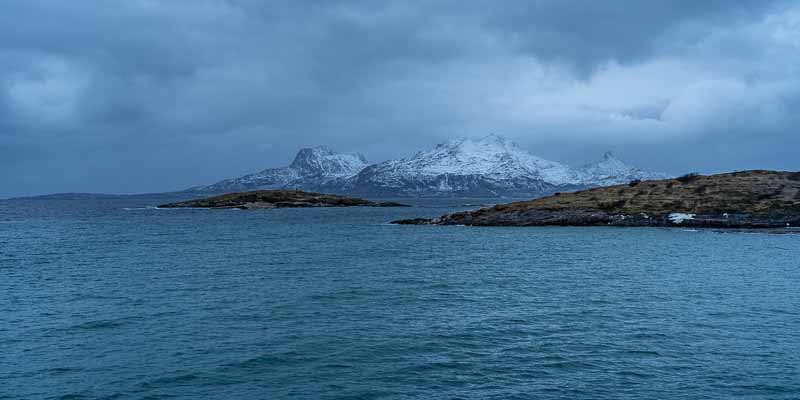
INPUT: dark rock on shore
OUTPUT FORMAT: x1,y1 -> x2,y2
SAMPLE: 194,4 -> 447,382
392,170 -> 800,229
158,190 -> 409,209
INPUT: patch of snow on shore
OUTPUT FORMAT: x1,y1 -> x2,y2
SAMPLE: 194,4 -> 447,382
669,213 -> 696,224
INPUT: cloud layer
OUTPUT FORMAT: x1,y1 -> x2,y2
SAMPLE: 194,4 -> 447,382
2,0 -> 798,196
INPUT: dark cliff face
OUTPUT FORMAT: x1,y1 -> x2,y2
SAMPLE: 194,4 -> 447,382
393,170 -> 800,229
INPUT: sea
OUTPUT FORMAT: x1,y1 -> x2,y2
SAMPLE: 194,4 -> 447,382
2,196 -> 799,399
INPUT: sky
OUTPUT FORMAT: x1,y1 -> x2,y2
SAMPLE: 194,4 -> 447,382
2,0 -> 799,197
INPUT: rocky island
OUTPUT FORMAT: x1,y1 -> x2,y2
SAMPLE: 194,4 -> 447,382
393,170 -> 800,229
158,190 -> 408,209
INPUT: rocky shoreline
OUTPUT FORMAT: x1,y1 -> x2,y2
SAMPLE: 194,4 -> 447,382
394,210 -> 800,229
393,170 -> 800,229
158,190 -> 408,210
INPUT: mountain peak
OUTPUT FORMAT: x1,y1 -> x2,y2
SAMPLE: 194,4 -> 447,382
585,151 -> 632,171
377,134 -> 575,185
290,146 -> 368,176
291,146 -> 334,162
574,151 -> 667,185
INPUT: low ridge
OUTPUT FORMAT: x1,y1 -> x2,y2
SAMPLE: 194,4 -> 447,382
158,190 -> 408,209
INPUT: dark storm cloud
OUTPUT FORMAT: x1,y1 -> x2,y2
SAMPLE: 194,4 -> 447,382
1,0 -> 798,197
482,1 -> 776,75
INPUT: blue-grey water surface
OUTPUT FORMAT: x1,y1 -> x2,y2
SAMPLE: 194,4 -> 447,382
1,197 -> 799,399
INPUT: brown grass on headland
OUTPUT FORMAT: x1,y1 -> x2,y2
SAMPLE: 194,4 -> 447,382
482,170 -> 800,216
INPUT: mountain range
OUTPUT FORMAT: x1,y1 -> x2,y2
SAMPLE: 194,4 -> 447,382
188,135 -> 666,198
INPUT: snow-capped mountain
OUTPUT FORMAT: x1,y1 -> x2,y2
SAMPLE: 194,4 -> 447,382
186,135 -> 666,197
188,146 -> 368,193
339,135 -> 665,197
575,151 -> 666,186
359,134 -> 576,183
341,135 -> 575,196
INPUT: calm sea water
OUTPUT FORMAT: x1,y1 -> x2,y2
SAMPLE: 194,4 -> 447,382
2,197 -> 799,399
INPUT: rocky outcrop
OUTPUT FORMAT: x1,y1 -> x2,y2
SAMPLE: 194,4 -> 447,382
158,190 -> 408,210
392,170 -> 800,229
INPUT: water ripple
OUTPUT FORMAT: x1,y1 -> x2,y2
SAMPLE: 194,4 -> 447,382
1,198 -> 799,399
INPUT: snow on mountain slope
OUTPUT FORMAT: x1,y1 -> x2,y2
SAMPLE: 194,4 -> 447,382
361,134 -> 576,184
188,146 -> 368,193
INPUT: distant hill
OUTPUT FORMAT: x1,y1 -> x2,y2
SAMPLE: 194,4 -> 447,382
6,192 -> 184,201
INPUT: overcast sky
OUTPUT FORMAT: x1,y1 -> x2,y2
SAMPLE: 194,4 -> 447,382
2,0 -> 799,197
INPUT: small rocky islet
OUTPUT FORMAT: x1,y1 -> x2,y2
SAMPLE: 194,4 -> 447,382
393,170 -> 800,229
157,190 -> 408,209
